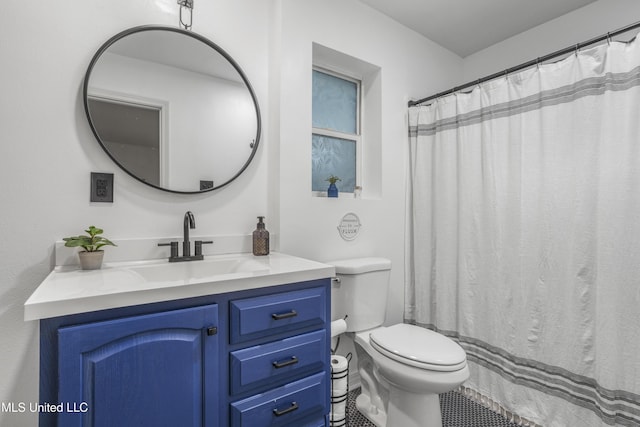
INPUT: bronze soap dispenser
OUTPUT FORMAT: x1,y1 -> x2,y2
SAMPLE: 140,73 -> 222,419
252,216 -> 270,256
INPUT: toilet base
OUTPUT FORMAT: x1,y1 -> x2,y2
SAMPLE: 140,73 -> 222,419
387,387 -> 442,427
355,393 -> 386,427
356,387 -> 443,427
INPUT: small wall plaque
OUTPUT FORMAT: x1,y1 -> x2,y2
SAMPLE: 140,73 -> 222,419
337,212 -> 361,241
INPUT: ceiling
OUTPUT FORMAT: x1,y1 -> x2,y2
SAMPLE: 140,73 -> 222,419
358,0 -> 597,57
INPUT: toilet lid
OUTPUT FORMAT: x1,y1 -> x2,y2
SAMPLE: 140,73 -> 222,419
369,324 -> 467,372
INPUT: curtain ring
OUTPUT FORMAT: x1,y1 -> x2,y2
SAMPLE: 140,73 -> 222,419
536,57 -> 541,69
575,44 -> 580,56
607,32 -> 611,45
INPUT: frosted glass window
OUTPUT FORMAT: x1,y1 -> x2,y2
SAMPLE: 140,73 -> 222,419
312,134 -> 356,192
312,70 -> 357,134
312,68 -> 360,195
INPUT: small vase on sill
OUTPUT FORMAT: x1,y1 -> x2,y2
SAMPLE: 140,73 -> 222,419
326,175 -> 341,198
327,183 -> 339,198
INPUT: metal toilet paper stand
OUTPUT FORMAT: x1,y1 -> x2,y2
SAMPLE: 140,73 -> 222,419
330,353 -> 352,427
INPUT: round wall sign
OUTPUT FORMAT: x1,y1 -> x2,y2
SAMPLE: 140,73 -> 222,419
337,213 -> 361,241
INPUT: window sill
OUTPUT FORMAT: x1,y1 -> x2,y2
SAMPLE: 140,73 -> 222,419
312,191 -> 358,199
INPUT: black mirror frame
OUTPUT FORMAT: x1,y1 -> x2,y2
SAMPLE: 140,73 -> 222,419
83,25 -> 262,194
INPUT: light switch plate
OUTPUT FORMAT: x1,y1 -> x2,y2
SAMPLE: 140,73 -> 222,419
90,172 -> 114,203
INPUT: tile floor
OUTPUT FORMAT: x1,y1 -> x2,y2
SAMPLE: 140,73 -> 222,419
345,388 -> 521,427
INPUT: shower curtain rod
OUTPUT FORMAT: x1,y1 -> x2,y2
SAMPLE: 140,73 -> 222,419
408,20 -> 640,107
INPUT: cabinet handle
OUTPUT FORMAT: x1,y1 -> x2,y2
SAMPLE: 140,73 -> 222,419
272,356 -> 299,369
271,310 -> 297,320
273,401 -> 298,417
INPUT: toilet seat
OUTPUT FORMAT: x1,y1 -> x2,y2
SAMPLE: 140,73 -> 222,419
369,324 -> 467,372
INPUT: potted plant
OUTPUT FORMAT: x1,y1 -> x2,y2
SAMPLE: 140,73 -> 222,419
63,226 -> 116,270
326,175 -> 341,198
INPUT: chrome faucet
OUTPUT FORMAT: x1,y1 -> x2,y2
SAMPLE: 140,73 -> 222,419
157,211 -> 212,262
183,211 -> 195,257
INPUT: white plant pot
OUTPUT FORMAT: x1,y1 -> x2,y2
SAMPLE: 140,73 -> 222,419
78,251 -> 104,270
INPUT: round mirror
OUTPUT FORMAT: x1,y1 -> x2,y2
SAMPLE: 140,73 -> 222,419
83,25 -> 261,193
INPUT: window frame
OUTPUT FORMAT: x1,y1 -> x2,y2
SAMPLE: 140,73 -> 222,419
311,66 -> 362,196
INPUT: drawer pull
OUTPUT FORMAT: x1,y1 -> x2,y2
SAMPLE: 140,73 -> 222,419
273,401 -> 298,417
271,310 -> 297,320
272,356 -> 299,369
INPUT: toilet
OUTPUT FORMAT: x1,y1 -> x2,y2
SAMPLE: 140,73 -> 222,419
329,258 -> 469,427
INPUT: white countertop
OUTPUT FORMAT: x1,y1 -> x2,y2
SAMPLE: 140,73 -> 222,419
24,252 -> 335,321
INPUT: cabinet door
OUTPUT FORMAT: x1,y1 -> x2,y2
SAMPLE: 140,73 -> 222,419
58,304 -> 219,427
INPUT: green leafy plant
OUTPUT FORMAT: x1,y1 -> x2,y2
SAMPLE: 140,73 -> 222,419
63,226 -> 117,252
325,175 -> 341,185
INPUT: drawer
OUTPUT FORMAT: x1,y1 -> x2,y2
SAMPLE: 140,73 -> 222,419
230,287 -> 326,343
230,372 -> 328,427
230,330 -> 327,395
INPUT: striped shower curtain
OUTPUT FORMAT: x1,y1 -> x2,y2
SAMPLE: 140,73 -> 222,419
406,37 -> 640,426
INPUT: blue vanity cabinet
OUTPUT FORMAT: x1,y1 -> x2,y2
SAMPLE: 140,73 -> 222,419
38,278 -> 331,427
56,304 -> 219,427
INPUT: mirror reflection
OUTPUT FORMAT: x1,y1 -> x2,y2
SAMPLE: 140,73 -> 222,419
84,26 -> 261,193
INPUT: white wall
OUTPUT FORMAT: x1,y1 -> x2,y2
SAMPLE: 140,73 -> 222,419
275,0 -> 463,330
463,0 -> 640,81
0,1 -> 270,425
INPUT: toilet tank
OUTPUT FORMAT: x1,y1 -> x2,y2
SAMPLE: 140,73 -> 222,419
329,258 -> 391,332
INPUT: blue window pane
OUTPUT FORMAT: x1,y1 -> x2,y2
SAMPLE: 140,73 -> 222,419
312,134 -> 356,193
312,70 -> 357,134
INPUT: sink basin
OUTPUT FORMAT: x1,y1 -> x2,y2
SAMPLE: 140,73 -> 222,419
128,255 -> 270,283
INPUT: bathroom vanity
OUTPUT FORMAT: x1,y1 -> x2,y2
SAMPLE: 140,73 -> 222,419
25,252 -> 333,427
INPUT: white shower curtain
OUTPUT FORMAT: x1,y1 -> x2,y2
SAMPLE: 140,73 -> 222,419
407,38 -> 640,427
